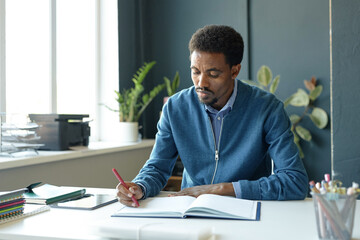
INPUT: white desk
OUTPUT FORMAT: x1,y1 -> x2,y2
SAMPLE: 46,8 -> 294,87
0,188 -> 359,240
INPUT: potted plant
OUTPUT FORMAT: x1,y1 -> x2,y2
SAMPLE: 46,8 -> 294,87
242,65 -> 328,158
106,61 -> 165,142
163,71 -> 180,104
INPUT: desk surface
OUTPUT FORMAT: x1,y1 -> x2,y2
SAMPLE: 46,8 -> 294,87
0,188 -> 359,240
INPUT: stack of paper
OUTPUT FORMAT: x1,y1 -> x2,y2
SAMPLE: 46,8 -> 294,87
0,116 -> 44,156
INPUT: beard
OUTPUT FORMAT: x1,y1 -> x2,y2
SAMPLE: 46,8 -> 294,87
195,87 -> 218,106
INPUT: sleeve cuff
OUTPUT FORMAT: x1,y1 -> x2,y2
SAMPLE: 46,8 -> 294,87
232,182 -> 242,198
135,182 -> 147,200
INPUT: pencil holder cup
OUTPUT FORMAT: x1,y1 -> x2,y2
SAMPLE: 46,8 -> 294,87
311,193 -> 358,240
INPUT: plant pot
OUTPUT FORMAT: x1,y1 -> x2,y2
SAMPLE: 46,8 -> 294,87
119,122 -> 139,143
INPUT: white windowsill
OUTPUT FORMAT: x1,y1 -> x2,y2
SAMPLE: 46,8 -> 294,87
0,139 -> 155,170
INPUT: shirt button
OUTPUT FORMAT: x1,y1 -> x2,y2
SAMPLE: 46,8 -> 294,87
217,117 -> 221,121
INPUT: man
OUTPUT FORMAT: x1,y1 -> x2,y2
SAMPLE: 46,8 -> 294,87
116,25 -> 308,207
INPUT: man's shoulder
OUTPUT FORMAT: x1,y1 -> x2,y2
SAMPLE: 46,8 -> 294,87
237,80 -> 281,105
173,86 -> 195,98
238,80 -> 274,97
162,86 -> 205,119
166,86 -> 197,105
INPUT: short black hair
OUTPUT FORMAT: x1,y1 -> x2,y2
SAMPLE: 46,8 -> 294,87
189,25 -> 244,67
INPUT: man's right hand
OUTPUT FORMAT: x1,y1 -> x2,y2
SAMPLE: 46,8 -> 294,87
115,182 -> 143,207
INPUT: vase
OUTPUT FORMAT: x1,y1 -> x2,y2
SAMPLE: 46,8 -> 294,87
119,122 -> 139,143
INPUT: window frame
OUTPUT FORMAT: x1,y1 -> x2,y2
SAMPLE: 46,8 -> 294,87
0,0 -> 6,113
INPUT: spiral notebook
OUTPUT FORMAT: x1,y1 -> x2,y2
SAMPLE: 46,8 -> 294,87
0,204 -> 50,225
0,188 -> 50,225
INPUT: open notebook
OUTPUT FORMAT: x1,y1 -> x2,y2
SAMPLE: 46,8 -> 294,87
112,194 -> 260,220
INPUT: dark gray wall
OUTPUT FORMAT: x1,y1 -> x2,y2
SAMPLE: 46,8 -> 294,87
118,0 -> 143,90
332,0 -> 360,187
117,0 -> 344,183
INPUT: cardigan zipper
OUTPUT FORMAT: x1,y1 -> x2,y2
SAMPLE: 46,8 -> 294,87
210,117 -> 224,184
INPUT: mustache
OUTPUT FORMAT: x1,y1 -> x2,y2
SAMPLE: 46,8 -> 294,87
195,87 -> 214,94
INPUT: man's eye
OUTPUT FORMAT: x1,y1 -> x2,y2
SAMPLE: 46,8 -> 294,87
209,72 -> 219,78
192,71 -> 200,75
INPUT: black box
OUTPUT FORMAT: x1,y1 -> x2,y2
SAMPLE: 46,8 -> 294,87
29,114 -> 90,150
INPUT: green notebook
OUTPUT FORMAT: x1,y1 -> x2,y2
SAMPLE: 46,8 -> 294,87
24,183 -> 86,205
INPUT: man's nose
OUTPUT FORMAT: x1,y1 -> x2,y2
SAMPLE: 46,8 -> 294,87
198,74 -> 209,88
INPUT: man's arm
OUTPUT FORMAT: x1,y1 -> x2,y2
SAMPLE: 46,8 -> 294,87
236,100 -> 308,200
168,182 -> 235,197
131,100 -> 179,199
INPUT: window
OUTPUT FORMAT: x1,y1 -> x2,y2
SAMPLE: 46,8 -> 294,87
5,0 -> 51,114
0,0 -> 119,142
56,0 -> 96,115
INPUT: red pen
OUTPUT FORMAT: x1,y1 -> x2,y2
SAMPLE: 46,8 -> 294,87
112,168 -> 140,207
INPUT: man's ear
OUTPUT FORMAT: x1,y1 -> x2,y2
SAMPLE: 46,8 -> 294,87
231,64 -> 241,79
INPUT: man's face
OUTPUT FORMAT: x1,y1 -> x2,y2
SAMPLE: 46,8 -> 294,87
190,50 -> 241,110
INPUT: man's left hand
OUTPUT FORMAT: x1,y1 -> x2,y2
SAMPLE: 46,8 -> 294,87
168,183 -> 235,198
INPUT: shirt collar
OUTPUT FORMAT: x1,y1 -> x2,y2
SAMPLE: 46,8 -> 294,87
205,79 -> 238,114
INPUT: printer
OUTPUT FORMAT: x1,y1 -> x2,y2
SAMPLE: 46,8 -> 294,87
29,114 -> 90,150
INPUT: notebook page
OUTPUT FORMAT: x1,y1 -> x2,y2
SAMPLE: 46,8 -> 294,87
187,194 -> 257,219
114,195 -> 195,216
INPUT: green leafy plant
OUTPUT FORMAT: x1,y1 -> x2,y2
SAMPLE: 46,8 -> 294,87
242,65 -> 328,158
163,71 -> 180,97
106,61 -> 165,122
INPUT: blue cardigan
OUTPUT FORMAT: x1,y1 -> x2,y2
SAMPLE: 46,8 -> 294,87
133,80 -> 308,200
